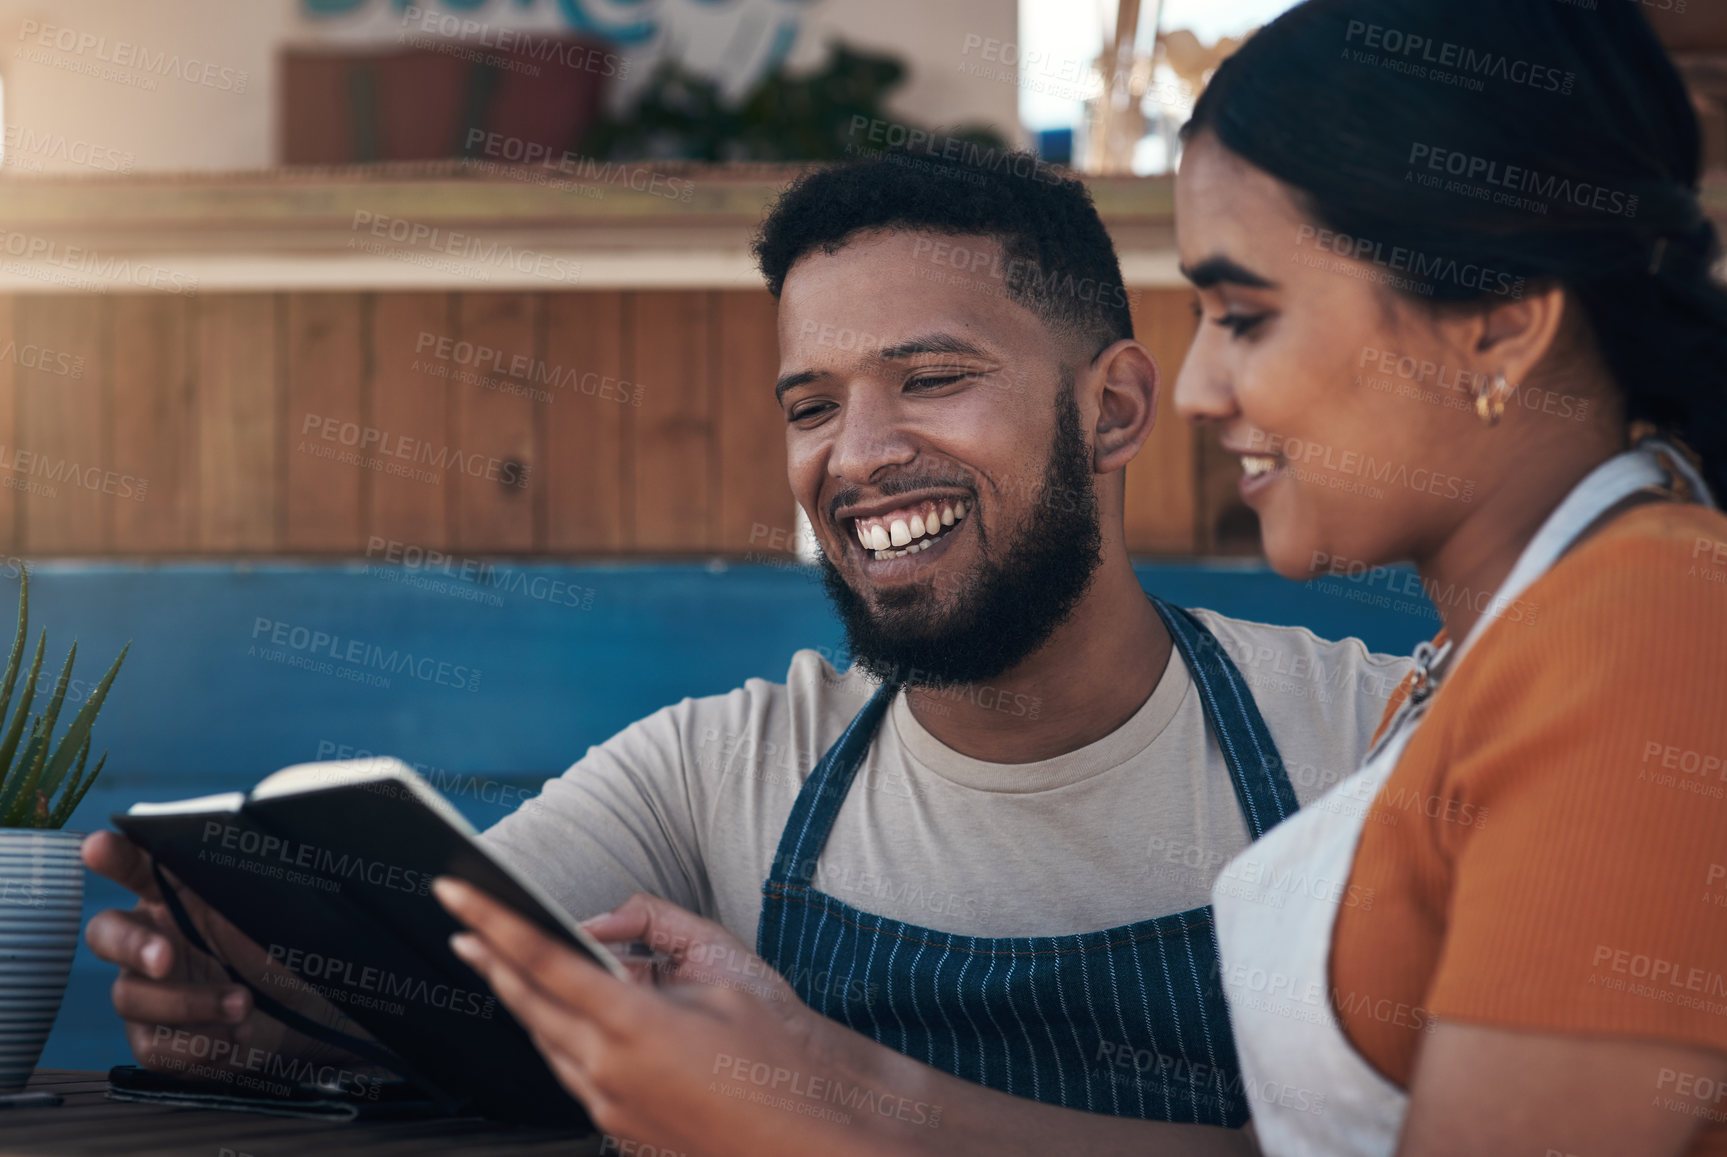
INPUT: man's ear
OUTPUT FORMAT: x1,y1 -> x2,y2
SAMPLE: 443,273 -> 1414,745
1089,339 -> 1160,475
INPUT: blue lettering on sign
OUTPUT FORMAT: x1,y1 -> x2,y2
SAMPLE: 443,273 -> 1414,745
303,0 -> 811,55
300,0 -> 692,45
555,0 -> 655,44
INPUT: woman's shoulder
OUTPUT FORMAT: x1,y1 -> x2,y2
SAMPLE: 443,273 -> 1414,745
1425,502 -> 1727,804
1551,500 -> 1727,595
1469,501 -> 1727,675
1369,502 -> 1727,1065
1579,499 -> 1727,562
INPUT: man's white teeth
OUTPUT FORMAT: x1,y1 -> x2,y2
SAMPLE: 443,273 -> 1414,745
855,499 -> 970,561
1242,455 -> 1279,479
873,539 -> 934,560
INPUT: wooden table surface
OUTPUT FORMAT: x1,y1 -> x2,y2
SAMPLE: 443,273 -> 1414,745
1,1071 -> 605,1156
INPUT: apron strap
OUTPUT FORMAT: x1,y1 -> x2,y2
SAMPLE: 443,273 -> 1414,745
763,677 -> 899,890
1149,597 -> 1300,841
764,598 -> 1297,895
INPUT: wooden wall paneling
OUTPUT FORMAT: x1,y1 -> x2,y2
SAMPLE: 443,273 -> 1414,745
713,292 -> 792,555
629,292 -> 713,553
0,286 -> 1237,561
450,293 -> 537,552
284,293 -> 366,551
196,295 -> 280,551
0,298 -> 19,552
17,296 -> 108,554
110,296 -> 196,553
369,293 -> 454,550
1122,288 -> 1200,555
543,293 -> 627,552
1197,424 -> 1261,555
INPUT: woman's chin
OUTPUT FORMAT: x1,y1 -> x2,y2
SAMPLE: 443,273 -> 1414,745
1267,555 -> 1315,582
1255,522 -> 1322,582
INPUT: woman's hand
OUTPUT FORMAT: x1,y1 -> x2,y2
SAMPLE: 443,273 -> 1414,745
436,883 -> 1259,1157
1398,1022 -> 1727,1156
433,883 -> 942,1157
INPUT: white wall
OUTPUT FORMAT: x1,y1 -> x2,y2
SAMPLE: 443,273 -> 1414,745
0,0 -> 1018,174
0,0 -> 283,172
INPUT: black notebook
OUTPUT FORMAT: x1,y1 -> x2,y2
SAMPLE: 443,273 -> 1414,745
113,758 -> 627,1126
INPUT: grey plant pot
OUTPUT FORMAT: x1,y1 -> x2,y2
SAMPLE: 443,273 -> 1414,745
0,829 -> 83,1092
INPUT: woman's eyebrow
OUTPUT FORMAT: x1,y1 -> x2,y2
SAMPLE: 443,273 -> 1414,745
1180,255 -> 1279,290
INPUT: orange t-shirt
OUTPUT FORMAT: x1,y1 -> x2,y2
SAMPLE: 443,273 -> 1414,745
1332,503 -> 1727,1154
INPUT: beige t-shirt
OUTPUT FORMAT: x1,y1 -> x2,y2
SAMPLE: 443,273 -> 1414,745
481,609 -> 1411,945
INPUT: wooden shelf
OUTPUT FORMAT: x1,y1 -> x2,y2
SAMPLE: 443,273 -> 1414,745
0,163 -> 1177,292
0,162 -> 1176,226
0,162 -> 1715,294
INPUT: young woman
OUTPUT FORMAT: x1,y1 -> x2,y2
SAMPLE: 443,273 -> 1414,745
438,0 -> 1727,1153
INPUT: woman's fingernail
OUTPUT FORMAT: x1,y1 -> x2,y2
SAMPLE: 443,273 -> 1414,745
141,938 -> 167,975
449,932 -> 480,961
222,988 -> 249,1023
580,904 -> 624,927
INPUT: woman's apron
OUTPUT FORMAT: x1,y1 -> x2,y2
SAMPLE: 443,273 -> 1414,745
758,597 -> 1300,1125
1210,441 -> 1709,1155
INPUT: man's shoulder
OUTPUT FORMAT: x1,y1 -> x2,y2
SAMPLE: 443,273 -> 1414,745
1183,606 -> 1413,733
1186,607 -> 1411,684
1180,608 -> 1414,803
652,647 -> 879,741
783,647 -> 883,704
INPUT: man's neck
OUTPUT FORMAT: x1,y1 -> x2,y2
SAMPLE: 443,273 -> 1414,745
903,555 -> 1172,764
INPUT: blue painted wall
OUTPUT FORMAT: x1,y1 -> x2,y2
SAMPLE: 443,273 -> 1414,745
20,559 -> 1440,1072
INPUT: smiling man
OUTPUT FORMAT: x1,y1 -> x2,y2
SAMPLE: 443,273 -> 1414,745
86,150 -> 1407,1128
470,155 -> 1408,1123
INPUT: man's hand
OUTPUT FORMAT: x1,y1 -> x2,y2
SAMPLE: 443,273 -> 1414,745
435,883 -> 933,1157
581,892 -> 798,1003
81,830 -> 361,1075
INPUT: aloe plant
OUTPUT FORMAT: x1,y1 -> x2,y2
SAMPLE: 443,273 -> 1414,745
0,572 -> 126,829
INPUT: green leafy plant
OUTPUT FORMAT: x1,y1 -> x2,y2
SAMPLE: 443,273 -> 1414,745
0,572 -> 127,829
579,42 -> 1009,162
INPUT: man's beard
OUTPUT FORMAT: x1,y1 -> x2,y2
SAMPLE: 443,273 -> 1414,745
817,383 -> 1105,690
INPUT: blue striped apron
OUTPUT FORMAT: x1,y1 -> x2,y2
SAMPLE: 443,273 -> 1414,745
758,598 -> 1299,1125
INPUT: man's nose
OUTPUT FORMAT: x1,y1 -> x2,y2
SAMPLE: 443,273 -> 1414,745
827,396 -> 917,484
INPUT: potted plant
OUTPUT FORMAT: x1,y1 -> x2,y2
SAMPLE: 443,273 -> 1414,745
0,571 -> 125,1095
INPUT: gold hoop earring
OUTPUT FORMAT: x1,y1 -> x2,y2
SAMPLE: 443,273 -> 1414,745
1474,373 -> 1511,427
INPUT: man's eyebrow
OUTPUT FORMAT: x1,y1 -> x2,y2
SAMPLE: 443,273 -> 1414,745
774,334 -> 994,402
774,369 -> 822,404
877,334 -> 993,361
1180,256 -> 1278,291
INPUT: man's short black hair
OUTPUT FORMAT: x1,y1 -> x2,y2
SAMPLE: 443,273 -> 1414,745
753,149 -> 1135,358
